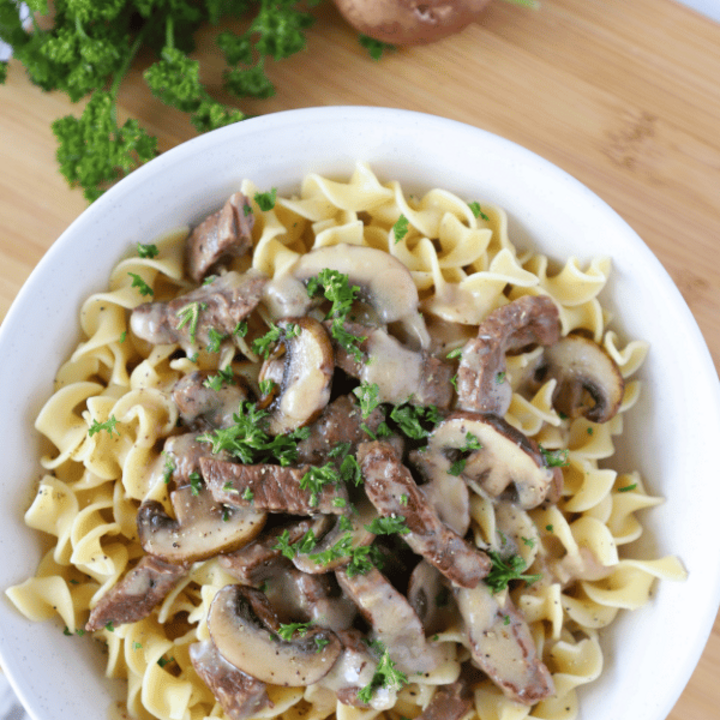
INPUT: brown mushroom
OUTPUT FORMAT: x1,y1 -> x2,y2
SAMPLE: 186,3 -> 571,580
258,317 -> 334,435
137,485 -> 266,564
207,584 -> 342,686
415,411 -> 561,509
331,0 -> 492,45
537,332 -> 625,423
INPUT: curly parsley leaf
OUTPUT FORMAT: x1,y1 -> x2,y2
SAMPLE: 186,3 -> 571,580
485,551 -> 541,594
357,643 -> 409,704
88,415 -> 119,437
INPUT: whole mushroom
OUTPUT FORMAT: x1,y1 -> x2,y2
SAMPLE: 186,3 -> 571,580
331,0 -> 493,45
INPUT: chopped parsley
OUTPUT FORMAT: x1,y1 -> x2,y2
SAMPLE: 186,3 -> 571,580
277,622 -> 311,640
137,243 -> 159,259
618,483 -> 638,493
258,378 -> 277,396
88,416 -> 118,437
353,382 -> 381,418
189,472 -> 202,496
539,446 -> 570,468
300,463 -> 342,507
162,454 -> 175,484
485,551 -> 541,594
357,643 -> 409,704
365,515 -> 410,536
388,403 -> 442,439
446,347 -> 463,360
128,272 -> 154,297
468,201 -> 490,221
233,320 -> 248,337
203,366 -> 236,392
254,188 -> 277,211
251,323 -> 283,358
206,327 -> 227,353
175,301 -> 207,344
392,214 -> 410,243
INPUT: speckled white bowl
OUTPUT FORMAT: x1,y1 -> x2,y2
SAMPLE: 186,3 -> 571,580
1,107 -> 718,720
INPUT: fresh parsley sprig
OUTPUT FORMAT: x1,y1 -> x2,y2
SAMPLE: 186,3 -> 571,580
485,551 -> 541,594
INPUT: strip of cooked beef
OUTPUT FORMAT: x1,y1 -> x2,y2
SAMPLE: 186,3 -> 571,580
130,269 -> 267,351
294,394 -> 386,465
456,295 -> 560,416
415,671 -> 475,720
329,321 -> 454,409
162,432 -> 220,485
172,370 -> 248,430
201,457 -> 349,515
85,555 -> 187,632
335,566 -> 443,675
189,639 -> 272,720
454,583 -> 555,705
359,441 -> 491,588
186,192 -> 254,283
220,516 -> 334,586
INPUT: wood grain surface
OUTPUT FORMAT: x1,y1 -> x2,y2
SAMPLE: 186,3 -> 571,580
1,0 -> 719,717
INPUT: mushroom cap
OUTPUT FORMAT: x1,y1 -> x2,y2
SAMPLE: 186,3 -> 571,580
540,333 -> 625,423
260,317 -> 334,435
424,411 -> 559,509
331,0 -> 492,45
208,584 -> 343,686
137,486 -> 266,564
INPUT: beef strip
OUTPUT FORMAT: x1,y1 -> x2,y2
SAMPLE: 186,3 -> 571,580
162,432 -> 220,485
415,673 -> 475,720
330,322 -> 454,409
85,555 -> 187,632
454,583 -> 555,705
185,192 -> 254,283
294,394 -> 386,465
335,566 -> 443,675
359,441 -> 491,588
189,639 -> 272,720
201,457 -> 349,515
172,370 -> 247,429
130,269 -> 267,352
456,295 -> 560,416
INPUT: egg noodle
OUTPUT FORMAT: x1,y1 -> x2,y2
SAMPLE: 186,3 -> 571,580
6,163 -> 686,720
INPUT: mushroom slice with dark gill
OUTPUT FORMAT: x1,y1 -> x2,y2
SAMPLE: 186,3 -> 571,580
456,294 -> 560,416
189,639 -> 272,720
130,269 -> 267,352
137,485 -> 266,564
414,667 -> 477,720
172,370 -> 248,430
207,584 -> 342,686
537,332 -> 625,423
85,554 -> 187,632
407,560 -> 458,637
335,566 -> 443,675
413,411 -> 562,509
201,458 -> 349,515
360,441 -> 491,588
454,583 -> 554,705
185,192 -> 254,283
258,317 -> 334,435
332,321 -> 454,409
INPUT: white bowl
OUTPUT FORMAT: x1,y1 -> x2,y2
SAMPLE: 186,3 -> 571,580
1,106 -> 718,720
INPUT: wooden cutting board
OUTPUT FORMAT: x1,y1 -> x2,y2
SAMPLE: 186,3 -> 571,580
1,0 -> 719,717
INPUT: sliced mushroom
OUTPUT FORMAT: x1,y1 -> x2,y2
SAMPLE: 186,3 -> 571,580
537,332 -> 625,423
360,441 -> 491,588
293,244 -> 421,325
454,583 -> 554,704
456,295 -> 560,417
85,554 -> 187,632
185,192 -> 254,283
416,411 -> 561,509
201,458 -> 349,515
331,0 -> 492,45
414,670 -> 476,720
189,639 -> 272,720
137,485 -> 266,564
208,584 -> 342,686
259,317 -> 334,435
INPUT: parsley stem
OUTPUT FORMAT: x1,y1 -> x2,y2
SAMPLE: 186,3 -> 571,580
109,22 -> 152,101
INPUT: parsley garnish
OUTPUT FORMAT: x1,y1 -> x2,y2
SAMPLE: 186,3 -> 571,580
618,483 -> 638,493
88,416 -> 118,437
137,243 -> 159,259
353,382 -> 381,418
254,188 -> 277,211
300,463 -> 342,507
539,446 -> 570,468
234,320 -> 248,337
128,272 -> 153,297
189,472 -> 202,496
277,622 -> 311,640
446,347 -> 463,360
468,201 -> 490,221
206,327 -> 227,353
485,552 -> 541,594
392,214 -> 410,243
203,366 -> 236,392
162,454 -> 175,484
251,323 -> 283,358
258,378 -> 277,396
365,515 -> 410,536
357,643 -> 409,704
388,403 -> 442,439
175,301 -> 207,344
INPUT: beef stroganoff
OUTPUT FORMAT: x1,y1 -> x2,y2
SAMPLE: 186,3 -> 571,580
6,163 -> 686,720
